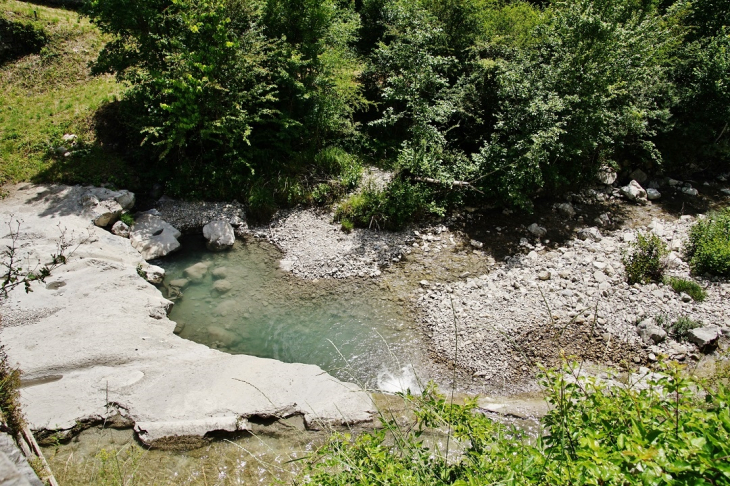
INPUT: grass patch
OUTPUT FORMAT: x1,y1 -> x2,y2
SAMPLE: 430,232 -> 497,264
0,0 -> 131,188
664,276 -> 707,302
659,314 -> 703,342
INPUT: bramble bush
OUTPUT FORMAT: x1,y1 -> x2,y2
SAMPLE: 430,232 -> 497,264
685,208 -> 730,277
304,361 -> 730,485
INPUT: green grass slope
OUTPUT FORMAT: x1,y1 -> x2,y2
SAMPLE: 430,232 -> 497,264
0,0 -> 132,189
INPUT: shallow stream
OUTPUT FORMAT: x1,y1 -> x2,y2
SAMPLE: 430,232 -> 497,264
160,236 -> 430,393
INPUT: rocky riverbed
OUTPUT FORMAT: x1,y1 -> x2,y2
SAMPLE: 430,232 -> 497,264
1,176 -> 729,450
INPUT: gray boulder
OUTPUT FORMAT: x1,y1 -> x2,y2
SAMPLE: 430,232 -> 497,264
203,220 -> 235,251
557,202 -> 576,218
620,180 -> 648,205
637,320 -> 667,345
578,227 -> 602,242
528,223 -> 547,238
129,213 -> 181,260
92,199 -> 123,227
646,188 -> 662,200
597,167 -> 617,185
687,326 -> 721,351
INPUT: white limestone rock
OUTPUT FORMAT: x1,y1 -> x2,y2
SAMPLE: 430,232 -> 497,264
129,213 -> 181,260
203,220 -> 235,251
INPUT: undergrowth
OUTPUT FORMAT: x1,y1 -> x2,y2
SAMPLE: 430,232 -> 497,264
304,362 -> 730,485
662,315 -> 703,342
685,208 -> 730,277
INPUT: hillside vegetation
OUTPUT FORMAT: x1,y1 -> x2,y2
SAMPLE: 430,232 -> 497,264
0,0 -> 129,188
1,0 -> 728,221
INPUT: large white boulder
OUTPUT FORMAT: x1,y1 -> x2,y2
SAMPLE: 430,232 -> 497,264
203,220 -> 235,251
129,213 -> 182,260
620,180 -> 648,205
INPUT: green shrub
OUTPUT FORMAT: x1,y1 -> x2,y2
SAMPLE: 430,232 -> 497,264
622,232 -> 668,284
0,17 -> 48,65
664,276 -> 707,302
119,212 -> 134,227
305,362 -> 730,485
335,179 -> 432,230
663,315 -> 703,342
685,208 -> 730,277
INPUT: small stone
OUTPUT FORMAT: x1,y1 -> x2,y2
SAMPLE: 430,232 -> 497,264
528,223 -> 547,238
594,213 -> 611,227
578,227 -> 602,242
646,188 -> 661,200
638,323 -> 667,344
111,220 -> 130,238
184,262 -> 211,282
680,292 -> 692,303
682,186 -> 699,197
470,239 -> 484,249
538,271 -> 551,281
557,202 -> 576,218
594,271 -> 607,283
62,133 -> 77,142
213,280 -> 232,294
419,280 -> 430,288
212,267 -> 228,280
169,278 -> 189,289
721,188 -> 730,196
648,353 -> 657,362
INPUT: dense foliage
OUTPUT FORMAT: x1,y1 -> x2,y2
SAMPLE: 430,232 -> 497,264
685,208 -> 730,277
87,0 -> 729,221
303,362 -> 730,485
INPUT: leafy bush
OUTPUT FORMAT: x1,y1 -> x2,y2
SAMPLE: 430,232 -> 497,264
664,276 -> 707,302
685,208 -> 730,277
664,315 -> 703,342
622,232 -> 668,284
305,362 -> 730,485
336,179 -> 432,230
0,17 -> 47,65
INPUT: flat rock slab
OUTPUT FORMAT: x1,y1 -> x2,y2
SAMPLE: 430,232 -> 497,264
0,184 -> 373,447
129,213 -> 182,260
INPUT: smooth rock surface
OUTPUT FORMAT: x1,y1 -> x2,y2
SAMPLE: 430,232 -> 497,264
129,213 -> 182,260
687,326 -> 721,350
141,264 -> 165,285
0,184 -> 373,447
203,221 -> 235,251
